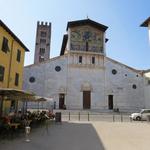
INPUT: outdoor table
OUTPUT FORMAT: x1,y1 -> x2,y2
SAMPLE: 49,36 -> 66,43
9,123 -> 20,129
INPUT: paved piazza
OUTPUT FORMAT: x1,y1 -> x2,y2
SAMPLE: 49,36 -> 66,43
0,121 -> 150,150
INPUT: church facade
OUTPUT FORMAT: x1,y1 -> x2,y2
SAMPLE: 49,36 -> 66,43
23,19 -> 146,111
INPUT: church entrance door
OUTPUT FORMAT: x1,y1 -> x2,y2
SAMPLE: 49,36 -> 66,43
59,93 -> 65,109
83,91 -> 91,109
108,95 -> 113,110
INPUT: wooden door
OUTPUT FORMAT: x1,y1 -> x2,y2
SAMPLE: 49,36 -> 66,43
83,91 -> 91,109
59,94 -> 65,109
108,95 -> 113,110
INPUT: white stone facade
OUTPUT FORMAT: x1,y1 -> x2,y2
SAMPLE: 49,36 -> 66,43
23,19 -> 146,111
23,51 -> 145,111
143,71 -> 150,108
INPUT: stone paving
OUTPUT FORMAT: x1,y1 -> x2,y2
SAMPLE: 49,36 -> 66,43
0,121 -> 150,150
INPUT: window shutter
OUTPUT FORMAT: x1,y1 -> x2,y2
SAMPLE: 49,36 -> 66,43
0,66 -> 5,81
1,37 -> 9,53
17,49 -> 21,62
15,73 -> 19,86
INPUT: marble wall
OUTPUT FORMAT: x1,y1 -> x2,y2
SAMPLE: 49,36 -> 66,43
23,52 -> 145,111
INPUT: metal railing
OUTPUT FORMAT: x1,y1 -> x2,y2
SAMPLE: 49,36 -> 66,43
60,112 -> 133,122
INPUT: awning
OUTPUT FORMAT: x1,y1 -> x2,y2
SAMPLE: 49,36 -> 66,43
0,88 -> 35,101
0,88 -> 35,116
34,96 -> 47,102
33,96 -> 54,102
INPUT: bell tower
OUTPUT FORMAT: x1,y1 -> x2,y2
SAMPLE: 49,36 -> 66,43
34,21 -> 51,64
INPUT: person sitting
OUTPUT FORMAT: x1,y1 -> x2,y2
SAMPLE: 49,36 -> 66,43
48,111 -> 55,119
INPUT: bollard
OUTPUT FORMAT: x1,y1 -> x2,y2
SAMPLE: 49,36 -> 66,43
130,117 -> 132,122
147,115 -> 150,122
25,126 -> 31,142
88,112 -> 90,121
113,114 -> 115,122
121,113 -> 123,122
69,112 -> 70,121
78,112 -> 80,121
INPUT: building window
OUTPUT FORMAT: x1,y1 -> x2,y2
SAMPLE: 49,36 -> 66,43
79,56 -> 82,63
92,57 -> 95,64
112,69 -> 117,75
29,77 -> 35,83
15,73 -> 19,86
39,56 -> 44,62
39,48 -> 45,55
55,66 -> 61,72
1,37 -> 9,53
40,39 -> 46,43
16,49 -> 21,62
0,65 -> 5,82
41,31 -> 46,37
86,42 -> 89,51
100,47 -> 103,53
132,84 -> 137,89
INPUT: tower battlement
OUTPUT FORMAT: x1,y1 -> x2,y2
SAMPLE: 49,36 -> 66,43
37,21 -> 51,26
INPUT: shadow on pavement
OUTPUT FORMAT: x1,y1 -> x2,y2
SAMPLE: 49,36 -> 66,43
0,121 -> 105,150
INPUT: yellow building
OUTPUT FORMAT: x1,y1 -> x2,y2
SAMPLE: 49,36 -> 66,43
0,20 -> 29,114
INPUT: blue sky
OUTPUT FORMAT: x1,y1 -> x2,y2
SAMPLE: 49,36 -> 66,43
0,0 -> 150,69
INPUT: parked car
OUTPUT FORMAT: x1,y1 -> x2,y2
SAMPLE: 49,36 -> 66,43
130,109 -> 150,121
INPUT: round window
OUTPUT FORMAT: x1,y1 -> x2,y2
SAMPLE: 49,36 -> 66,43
112,69 -> 117,75
29,77 -> 35,83
55,66 -> 61,72
132,84 -> 137,89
